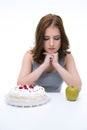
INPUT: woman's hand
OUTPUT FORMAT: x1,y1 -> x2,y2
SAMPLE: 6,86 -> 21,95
43,52 -> 59,68
43,52 -> 54,67
51,53 -> 59,66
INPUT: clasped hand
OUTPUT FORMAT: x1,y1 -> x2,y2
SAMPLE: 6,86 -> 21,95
43,52 -> 58,67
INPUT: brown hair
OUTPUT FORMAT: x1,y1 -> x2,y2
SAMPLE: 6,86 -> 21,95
31,14 -> 70,64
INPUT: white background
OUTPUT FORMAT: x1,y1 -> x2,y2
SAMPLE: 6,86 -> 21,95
0,0 -> 87,93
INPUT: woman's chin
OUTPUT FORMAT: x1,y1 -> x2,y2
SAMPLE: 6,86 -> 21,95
47,51 -> 57,54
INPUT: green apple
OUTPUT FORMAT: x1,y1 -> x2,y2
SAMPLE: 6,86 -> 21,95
65,86 -> 79,101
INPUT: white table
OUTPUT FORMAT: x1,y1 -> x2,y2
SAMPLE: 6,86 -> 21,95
0,92 -> 87,130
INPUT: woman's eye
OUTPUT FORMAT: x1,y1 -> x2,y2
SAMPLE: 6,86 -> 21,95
54,37 -> 61,40
43,37 -> 49,40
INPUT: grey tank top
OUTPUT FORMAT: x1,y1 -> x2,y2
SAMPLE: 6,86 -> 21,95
32,58 -> 65,92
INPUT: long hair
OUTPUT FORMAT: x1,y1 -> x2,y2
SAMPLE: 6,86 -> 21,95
31,14 -> 70,64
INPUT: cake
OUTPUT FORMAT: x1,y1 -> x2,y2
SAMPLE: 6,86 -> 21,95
6,84 -> 49,107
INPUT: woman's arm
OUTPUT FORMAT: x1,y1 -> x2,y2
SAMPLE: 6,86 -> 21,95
17,51 -> 52,85
52,53 -> 82,91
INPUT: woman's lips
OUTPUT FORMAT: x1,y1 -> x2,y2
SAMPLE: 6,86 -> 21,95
48,48 -> 55,50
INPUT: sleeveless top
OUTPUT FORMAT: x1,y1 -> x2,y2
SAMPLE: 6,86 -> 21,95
32,58 -> 65,92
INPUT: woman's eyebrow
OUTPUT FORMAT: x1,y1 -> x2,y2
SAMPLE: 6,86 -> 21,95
54,35 -> 61,37
44,35 -> 60,37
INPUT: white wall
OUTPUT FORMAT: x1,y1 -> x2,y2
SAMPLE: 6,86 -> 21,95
0,0 -> 87,93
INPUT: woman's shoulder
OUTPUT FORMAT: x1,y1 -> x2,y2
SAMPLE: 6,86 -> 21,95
23,50 -> 34,64
64,53 -> 74,65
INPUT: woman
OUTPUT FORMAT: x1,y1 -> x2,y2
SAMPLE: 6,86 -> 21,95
17,14 -> 82,92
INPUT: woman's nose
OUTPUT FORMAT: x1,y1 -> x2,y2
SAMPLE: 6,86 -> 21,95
49,39 -> 54,46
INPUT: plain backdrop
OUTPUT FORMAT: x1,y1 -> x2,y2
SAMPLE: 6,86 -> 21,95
0,0 -> 87,94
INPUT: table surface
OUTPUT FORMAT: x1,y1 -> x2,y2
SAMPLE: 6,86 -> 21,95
0,92 -> 87,130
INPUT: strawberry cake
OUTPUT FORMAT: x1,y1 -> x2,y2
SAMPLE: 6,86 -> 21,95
6,84 -> 49,107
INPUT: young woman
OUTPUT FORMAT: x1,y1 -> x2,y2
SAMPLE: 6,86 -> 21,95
17,14 -> 82,92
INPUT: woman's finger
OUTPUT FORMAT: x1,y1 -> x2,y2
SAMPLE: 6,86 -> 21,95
43,52 -> 49,55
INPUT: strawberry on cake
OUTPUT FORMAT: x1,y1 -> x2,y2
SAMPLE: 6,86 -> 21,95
6,84 -> 49,107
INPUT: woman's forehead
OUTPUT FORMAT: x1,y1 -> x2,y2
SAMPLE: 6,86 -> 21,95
44,26 -> 60,36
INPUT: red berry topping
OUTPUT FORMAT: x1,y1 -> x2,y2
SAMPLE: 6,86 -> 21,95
23,85 -> 28,90
29,85 -> 34,89
19,86 -> 23,89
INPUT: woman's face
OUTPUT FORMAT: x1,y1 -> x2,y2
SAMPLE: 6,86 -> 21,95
43,26 -> 61,54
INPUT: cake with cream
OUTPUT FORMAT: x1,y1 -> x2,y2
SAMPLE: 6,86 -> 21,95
6,84 -> 49,107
